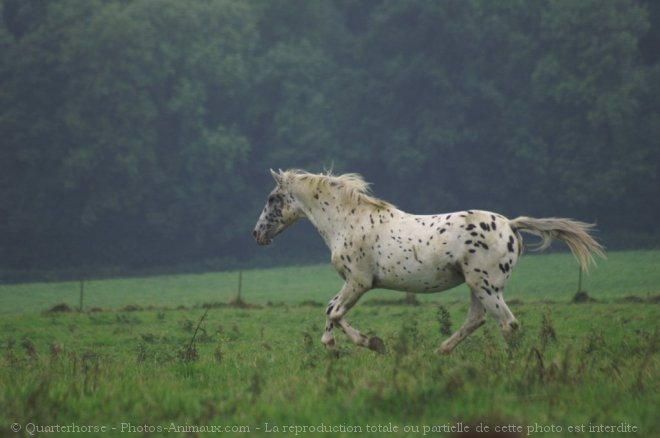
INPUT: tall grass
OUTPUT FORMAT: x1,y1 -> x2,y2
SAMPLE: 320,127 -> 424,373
0,302 -> 657,436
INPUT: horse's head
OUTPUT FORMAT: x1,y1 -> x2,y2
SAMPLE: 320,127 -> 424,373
253,170 -> 304,245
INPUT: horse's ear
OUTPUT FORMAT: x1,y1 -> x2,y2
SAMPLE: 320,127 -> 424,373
270,169 -> 283,185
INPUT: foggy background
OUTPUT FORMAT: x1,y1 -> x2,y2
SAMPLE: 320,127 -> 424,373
1,0 -> 659,281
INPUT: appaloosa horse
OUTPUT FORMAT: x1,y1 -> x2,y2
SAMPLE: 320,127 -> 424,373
253,170 -> 605,354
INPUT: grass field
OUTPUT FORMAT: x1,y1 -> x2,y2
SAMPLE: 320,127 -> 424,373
1,250 -> 659,314
0,250 -> 658,437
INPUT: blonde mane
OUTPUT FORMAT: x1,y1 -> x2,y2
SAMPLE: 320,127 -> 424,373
281,169 -> 394,209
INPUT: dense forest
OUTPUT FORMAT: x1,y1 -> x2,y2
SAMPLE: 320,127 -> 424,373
1,0 -> 659,277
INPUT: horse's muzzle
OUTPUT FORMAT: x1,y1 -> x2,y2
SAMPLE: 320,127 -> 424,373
253,229 -> 272,246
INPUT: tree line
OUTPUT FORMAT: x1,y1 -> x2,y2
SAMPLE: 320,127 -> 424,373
1,0 -> 659,277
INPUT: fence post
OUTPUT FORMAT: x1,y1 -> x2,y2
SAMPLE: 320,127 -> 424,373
577,267 -> 583,293
79,275 -> 85,312
238,270 -> 243,301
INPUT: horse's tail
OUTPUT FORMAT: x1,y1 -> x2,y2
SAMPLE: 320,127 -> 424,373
509,217 -> 606,271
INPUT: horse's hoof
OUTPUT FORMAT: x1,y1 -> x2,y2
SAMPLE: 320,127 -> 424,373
368,336 -> 386,354
323,340 -> 336,349
436,344 -> 453,355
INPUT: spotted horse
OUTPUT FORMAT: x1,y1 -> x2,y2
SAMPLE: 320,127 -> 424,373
253,170 -> 605,354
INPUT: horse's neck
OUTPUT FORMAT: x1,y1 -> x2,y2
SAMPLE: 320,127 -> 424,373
296,189 -> 356,250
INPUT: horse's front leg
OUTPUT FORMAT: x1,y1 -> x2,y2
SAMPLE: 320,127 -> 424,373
322,281 -> 385,353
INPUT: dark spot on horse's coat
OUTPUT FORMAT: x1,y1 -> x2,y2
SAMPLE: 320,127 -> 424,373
507,235 -> 515,253
466,224 -> 476,231
326,305 -> 334,315
469,249 -> 476,253
465,240 -> 473,245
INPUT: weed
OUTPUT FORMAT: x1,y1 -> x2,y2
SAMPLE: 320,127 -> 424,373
181,319 -> 194,333
506,327 -> 526,358
4,339 -> 18,366
49,342 -> 64,360
583,329 -> 606,354
248,372 -> 262,402
323,357 -> 351,395
140,333 -> 156,343
539,311 -> 557,352
213,344 -> 224,363
526,346 -> 546,383
180,309 -> 209,363
179,343 -> 198,363
393,319 -> 420,358
436,305 -> 453,337
635,329 -> 659,391
116,313 -> 141,324
81,351 -> 100,393
136,343 -> 147,363
300,331 -> 319,369
21,338 -> 38,360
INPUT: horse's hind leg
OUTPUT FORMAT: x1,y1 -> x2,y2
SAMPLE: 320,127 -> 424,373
465,270 -> 519,340
437,291 -> 487,354
437,268 -> 520,354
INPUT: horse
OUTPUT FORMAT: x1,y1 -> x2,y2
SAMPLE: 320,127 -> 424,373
252,169 -> 605,354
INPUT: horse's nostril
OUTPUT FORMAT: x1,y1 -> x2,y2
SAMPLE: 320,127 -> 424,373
252,230 -> 257,238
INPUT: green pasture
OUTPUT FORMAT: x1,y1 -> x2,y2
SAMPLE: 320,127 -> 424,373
0,250 -> 658,437
1,250 -> 659,315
